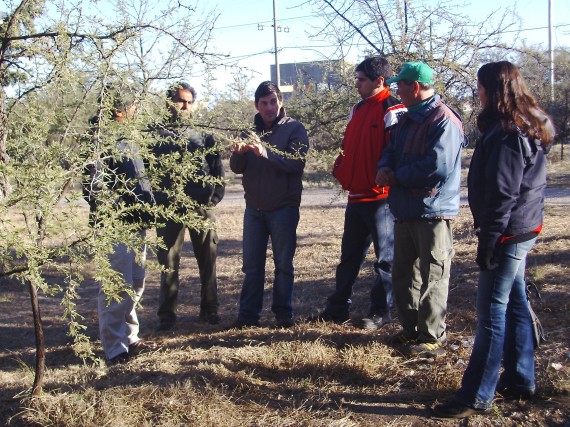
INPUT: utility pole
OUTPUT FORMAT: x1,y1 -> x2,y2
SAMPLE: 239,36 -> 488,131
548,0 -> 554,105
258,2 -> 289,85
273,0 -> 280,86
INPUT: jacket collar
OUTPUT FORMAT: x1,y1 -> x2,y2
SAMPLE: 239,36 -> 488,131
405,94 -> 440,122
353,86 -> 391,113
366,86 -> 391,104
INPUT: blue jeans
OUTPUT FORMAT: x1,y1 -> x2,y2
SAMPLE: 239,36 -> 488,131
456,238 -> 537,410
326,200 -> 394,317
238,206 -> 300,322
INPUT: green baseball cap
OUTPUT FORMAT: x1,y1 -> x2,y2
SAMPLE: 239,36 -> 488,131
385,62 -> 434,85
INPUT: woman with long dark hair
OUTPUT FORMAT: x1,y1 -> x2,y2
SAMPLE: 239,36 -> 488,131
433,61 -> 555,418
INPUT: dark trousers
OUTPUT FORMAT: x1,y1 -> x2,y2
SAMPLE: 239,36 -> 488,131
157,208 -> 219,324
326,199 -> 394,317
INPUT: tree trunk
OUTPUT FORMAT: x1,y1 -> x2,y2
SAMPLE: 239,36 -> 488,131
27,279 -> 45,396
0,94 -> 10,200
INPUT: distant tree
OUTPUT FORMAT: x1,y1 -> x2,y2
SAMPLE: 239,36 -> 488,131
512,47 -> 570,159
0,0 -> 223,395
297,0 -> 525,145
285,60 -> 357,149
201,69 -> 257,153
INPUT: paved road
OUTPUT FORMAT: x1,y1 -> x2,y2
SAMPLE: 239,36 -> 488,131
220,186 -> 570,208
220,186 -> 347,208
65,186 -> 570,208
544,187 -> 570,205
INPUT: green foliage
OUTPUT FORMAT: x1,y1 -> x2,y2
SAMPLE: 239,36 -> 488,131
285,61 -> 358,151
0,0 -> 229,368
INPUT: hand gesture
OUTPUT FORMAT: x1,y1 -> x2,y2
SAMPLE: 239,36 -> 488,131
376,167 -> 395,186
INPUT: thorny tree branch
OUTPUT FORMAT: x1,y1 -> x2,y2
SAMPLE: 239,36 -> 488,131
321,0 -> 382,54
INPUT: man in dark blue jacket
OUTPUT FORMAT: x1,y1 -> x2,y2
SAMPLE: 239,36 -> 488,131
377,62 -> 464,357
152,82 -> 225,331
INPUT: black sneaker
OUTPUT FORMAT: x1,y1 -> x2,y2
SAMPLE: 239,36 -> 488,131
156,321 -> 175,333
496,386 -> 535,401
432,400 -> 492,418
108,352 -> 130,366
199,311 -> 221,325
275,317 -> 295,328
306,311 -> 350,324
403,341 -> 446,357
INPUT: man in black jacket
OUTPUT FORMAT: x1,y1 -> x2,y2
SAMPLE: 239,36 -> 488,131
229,81 -> 309,328
153,82 -> 225,331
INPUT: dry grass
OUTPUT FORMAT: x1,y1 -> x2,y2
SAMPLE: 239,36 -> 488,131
0,158 -> 569,426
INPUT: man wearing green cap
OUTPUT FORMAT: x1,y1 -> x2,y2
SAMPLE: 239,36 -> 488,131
376,61 -> 464,357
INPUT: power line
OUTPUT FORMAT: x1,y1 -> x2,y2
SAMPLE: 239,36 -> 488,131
219,22 -> 570,62
214,14 -> 316,30
214,10 -> 569,36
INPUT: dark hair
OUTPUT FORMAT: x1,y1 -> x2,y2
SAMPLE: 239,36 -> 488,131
99,83 -> 137,113
355,57 -> 393,81
477,61 -> 554,146
166,81 -> 197,101
254,81 -> 282,106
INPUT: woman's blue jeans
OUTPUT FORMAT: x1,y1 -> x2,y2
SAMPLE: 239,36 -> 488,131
238,206 -> 300,322
456,238 -> 537,409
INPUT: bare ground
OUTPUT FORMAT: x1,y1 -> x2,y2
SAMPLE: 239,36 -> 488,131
0,166 -> 569,425
1,202 -> 569,426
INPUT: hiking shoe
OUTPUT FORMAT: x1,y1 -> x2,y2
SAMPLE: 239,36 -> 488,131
230,319 -> 261,329
387,331 -> 418,345
199,311 -> 221,325
432,400 -> 492,418
129,340 -> 157,356
156,321 -> 175,333
275,317 -> 295,328
362,314 -> 391,330
306,311 -> 350,324
404,341 -> 446,357
496,386 -> 535,401
108,352 -> 130,366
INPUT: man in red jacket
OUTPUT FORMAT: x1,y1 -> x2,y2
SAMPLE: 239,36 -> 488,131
311,57 -> 406,328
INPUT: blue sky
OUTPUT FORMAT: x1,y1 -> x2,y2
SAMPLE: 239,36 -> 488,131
205,0 -> 569,94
